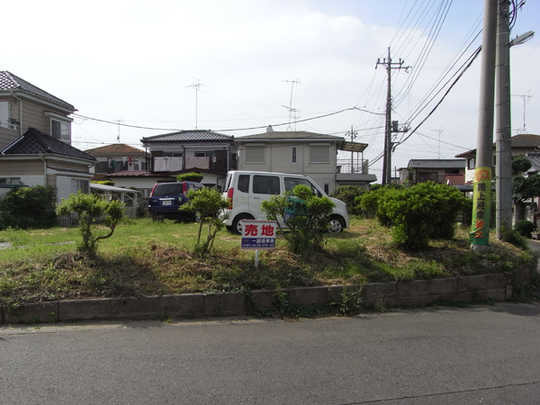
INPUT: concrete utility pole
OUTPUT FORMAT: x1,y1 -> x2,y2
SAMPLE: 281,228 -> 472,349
347,126 -> 358,173
471,0 -> 498,249
495,0 -> 512,240
376,47 -> 409,184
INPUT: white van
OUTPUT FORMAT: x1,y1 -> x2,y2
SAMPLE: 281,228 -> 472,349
222,170 -> 349,234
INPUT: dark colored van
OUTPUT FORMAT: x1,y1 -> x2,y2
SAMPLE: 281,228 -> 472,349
148,181 -> 202,220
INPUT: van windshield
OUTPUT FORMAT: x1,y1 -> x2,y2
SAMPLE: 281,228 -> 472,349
153,183 -> 182,197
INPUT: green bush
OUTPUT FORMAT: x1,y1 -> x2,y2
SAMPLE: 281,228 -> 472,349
57,193 -> 125,258
182,187 -> 229,258
177,172 -> 203,182
356,186 -> 397,225
378,182 -> 466,249
461,198 -> 473,225
515,220 -> 535,238
262,184 -> 334,256
502,228 -> 529,250
332,186 -> 365,214
0,185 -> 57,229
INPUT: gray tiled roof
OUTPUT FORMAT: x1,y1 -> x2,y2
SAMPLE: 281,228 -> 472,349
1,128 -> 95,161
0,71 -> 75,111
407,159 -> 465,169
238,130 -> 343,141
141,130 -> 233,143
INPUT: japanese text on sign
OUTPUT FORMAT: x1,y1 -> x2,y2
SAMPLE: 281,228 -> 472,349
241,220 -> 277,249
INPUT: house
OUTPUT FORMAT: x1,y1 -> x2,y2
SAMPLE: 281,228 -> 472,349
140,129 -> 237,190
398,159 -> 465,185
235,128 -> 376,194
85,143 -> 147,174
456,133 -> 540,183
102,170 -> 177,198
0,71 -> 95,203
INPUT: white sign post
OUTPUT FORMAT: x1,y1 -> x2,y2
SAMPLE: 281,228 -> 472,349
240,220 -> 277,268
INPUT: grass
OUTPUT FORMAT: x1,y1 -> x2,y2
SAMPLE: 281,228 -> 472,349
0,217 -> 535,305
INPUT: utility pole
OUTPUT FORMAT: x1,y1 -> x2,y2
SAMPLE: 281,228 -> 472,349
282,79 -> 300,131
376,47 -> 409,184
495,0 -> 512,240
186,80 -> 202,129
512,93 -> 532,132
347,126 -> 358,173
471,0 -> 498,249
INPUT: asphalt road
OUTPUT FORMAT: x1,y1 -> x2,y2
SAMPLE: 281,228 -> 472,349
2,303 -> 540,405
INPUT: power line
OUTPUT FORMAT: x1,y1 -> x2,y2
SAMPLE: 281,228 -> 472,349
73,106 -> 384,134
394,46 -> 481,148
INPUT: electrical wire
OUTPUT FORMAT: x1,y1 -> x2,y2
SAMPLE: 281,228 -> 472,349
73,106 -> 384,134
394,46 -> 481,149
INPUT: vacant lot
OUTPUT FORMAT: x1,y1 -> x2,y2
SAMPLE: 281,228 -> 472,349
0,218 -> 534,305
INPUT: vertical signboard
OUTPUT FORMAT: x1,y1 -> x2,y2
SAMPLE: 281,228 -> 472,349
470,167 -> 492,246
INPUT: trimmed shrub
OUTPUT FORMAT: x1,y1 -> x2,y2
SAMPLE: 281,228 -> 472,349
57,193 -> 125,258
177,172 -> 203,182
182,187 -> 229,258
0,185 -> 57,229
262,184 -> 334,256
378,182 -> 466,249
332,186 -> 365,214
515,220 -> 535,238
356,185 -> 400,224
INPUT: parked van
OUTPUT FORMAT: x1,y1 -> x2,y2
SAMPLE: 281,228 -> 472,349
222,170 -> 349,234
148,181 -> 202,220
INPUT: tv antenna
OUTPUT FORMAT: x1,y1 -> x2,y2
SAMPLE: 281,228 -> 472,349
512,92 -> 533,133
282,79 -> 300,130
186,79 -> 203,129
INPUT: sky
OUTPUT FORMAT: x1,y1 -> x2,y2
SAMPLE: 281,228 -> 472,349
2,0 -> 540,181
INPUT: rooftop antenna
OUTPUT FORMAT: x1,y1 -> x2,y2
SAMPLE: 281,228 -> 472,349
116,120 -> 121,143
282,79 -> 300,130
186,79 -> 203,129
512,92 -> 533,133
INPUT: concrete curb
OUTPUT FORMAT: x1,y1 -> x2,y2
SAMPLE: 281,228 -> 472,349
0,269 -> 531,324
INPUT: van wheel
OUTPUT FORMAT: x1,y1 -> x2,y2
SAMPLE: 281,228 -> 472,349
231,214 -> 254,235
328,215 -> 345,233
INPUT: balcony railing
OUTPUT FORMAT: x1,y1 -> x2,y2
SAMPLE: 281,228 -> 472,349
336,158 -> 369,175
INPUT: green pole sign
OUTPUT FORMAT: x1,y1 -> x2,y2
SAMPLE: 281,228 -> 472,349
470,166 -> 492,246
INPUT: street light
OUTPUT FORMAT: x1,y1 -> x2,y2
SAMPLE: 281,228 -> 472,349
509,30 -> 535,47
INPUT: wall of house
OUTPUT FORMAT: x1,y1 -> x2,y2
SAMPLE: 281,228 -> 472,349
0,159 -> 45,186
21,100 -> 67,135
238,142 -> 338,193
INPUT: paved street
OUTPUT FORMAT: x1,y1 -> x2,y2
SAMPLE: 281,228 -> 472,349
2,303 -> 540,405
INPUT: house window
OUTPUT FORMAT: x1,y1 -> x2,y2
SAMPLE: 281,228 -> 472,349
194,151 -> 208,157
245,147 -> 265,163
50,118 -> 71,144
253,175 -> 280,195
292,147 -> 296,163
467,158 -> 475,170
71,178 -> 89,194
0,177 -> 22,185
0,102 -> 8,128
324,184 -> 329,194
310,145 -> 329,164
